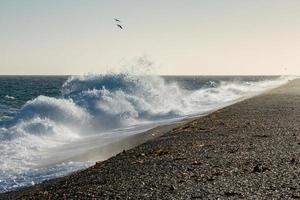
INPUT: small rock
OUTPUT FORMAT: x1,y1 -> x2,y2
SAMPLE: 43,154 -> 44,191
192,160 -> 203,166
153,149 -> 168,156
252,164 -> 270,173
207,177 -> 215,181
169,185 -> 176,191
224,192 -> 242,197
95,161 -> 102,165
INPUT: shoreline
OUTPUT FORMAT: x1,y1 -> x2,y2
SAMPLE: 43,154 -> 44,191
41,78 -> 288,165
2,78 -> 299,199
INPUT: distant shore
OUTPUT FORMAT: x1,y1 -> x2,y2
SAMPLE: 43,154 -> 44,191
2,78 -> 300,199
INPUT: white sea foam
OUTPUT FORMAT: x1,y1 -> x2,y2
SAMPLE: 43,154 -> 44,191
0,74 -> 293,192
4,95 -> 15,100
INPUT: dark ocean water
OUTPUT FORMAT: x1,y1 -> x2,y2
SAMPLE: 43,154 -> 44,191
0,75 -> 290,192
0,75 -> 280,121
0,76 -> 67,121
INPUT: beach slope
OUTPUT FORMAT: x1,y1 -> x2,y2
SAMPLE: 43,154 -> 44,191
2,79 -> 300,199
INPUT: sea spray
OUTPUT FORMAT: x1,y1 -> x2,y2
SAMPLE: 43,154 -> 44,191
0,74 -> 293,192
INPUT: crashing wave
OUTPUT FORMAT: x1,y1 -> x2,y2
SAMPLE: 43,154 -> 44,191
0,74 -> 293,192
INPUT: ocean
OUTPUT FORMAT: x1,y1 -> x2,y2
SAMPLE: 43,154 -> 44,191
0,74 -> 291,192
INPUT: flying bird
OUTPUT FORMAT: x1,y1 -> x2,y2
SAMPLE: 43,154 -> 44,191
116,24 -> 123,29
114,18 -> 121,22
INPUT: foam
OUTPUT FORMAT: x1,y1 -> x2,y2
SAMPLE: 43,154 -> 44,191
0,74 -> 293,192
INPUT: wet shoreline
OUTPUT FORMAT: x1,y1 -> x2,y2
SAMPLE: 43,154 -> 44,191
2,79 -> 300,199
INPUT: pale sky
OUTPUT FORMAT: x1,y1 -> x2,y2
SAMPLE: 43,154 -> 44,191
0,0 -> 300,75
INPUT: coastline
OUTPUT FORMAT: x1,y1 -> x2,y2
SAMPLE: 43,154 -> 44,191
2,78 -> 300,199
44,77 -> 288,165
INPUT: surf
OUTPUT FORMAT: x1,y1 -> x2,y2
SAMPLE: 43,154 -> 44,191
0,74 -> 293,192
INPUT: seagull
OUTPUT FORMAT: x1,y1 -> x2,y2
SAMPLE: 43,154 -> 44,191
116,24 -> 123,29
114,18 -> 121,22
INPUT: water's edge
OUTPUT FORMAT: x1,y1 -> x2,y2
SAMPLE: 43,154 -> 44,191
10,78 -> 292,193
0,76 -> 293,193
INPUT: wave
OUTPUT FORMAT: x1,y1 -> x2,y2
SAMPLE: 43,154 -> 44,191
4,95 -> 15,100
0,74 -> 293,192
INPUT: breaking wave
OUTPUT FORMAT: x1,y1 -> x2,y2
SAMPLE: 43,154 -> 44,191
0,74 -> 292,192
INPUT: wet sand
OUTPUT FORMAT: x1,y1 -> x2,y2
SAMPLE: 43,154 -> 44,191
2,79 -> 300,199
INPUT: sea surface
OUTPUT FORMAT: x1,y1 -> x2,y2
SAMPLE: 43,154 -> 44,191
0,74 -> 292,192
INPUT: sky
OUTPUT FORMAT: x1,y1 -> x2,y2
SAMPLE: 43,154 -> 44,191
0,0 -> 300,75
